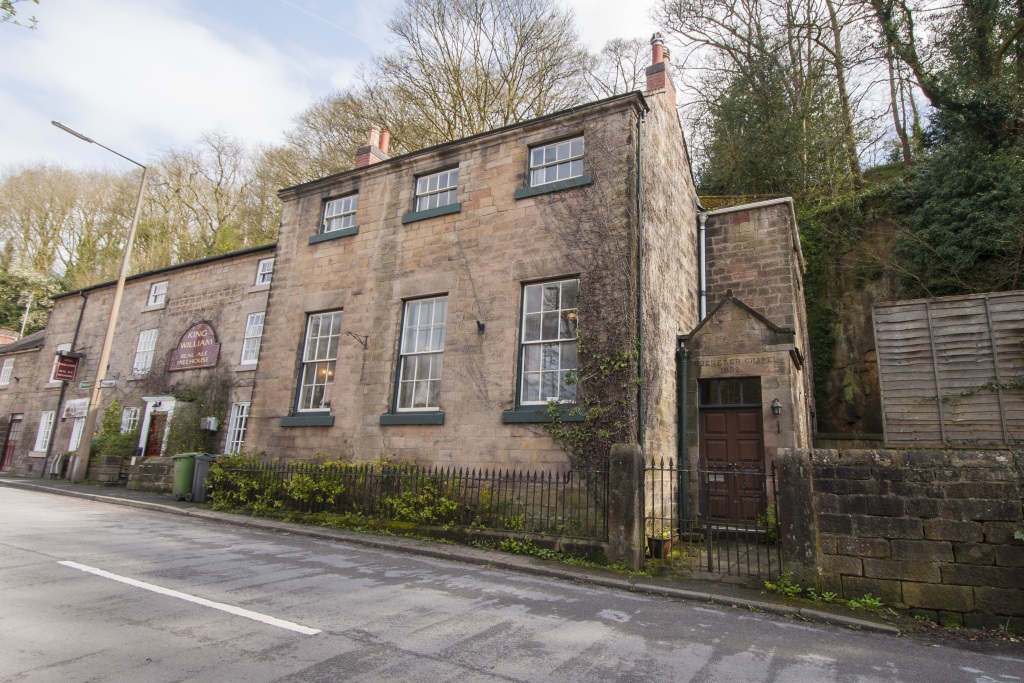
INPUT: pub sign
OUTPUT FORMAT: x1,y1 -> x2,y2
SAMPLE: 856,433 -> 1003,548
168,322 -> 221,372
53,353 -> 81,382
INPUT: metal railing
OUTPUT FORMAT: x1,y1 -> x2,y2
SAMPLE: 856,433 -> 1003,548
210,461 -> 609,540
645,458 -> 782,578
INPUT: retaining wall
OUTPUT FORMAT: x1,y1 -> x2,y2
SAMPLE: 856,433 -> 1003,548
779,448 -> 1023,628
127,457 -> 174,493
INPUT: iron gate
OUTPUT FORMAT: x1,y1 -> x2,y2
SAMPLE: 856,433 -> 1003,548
644,458 -> 782,578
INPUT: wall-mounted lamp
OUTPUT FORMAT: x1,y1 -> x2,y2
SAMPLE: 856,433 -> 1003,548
770,398 -> 782,416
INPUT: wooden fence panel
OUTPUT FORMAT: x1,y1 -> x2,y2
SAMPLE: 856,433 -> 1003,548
873,292 -> 1024,447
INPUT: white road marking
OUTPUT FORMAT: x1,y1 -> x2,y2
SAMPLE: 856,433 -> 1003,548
58,561 -> 321,635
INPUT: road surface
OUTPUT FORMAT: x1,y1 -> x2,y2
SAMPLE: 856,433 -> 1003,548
1,486 -> 1021,682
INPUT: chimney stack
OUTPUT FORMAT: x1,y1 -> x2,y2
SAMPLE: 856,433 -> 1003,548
355,127 -> 390,168
645,33 -> 676,106
379,129 -> 391,156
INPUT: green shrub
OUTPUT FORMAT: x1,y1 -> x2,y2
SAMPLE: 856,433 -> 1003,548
383,482 -> 460,525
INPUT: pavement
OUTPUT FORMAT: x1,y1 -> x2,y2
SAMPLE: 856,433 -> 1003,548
0,474 -> 901,636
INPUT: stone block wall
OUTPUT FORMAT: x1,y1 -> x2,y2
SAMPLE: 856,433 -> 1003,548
806,448 -> 1023,627
88,455 -> 128,485
127,456 -> 174,493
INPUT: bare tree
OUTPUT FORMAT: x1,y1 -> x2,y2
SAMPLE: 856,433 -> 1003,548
149,132 -> 277,263
585,37 -> 652,99
372,0 -> 589,145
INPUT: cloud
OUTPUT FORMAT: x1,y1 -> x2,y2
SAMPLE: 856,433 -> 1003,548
564,0 -> 658,50
0,0 -> 347,169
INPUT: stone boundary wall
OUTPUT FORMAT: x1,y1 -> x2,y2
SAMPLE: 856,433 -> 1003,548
88,455 -> 128,485
127,457 -> 174,493
779,448 -> 1024,628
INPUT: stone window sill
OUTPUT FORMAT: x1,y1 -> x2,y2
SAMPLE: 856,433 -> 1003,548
141,303 -> 167,313
380,411 -> 445,426
501,405 -> 584,424
233,364 -> 257,373
309,226 -> 359,244
246,283 -> 271,294
280,413 -> 335,427
513,175 -> 592,200
401,203 -> 461,224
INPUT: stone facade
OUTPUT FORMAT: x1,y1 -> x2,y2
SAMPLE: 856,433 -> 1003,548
3,38 -> 812,496
679,198 -> 814,481
0,245 -> 275,480
781,448 -> 1024,627
249,95 -> 648,468
0,331 -> 48,476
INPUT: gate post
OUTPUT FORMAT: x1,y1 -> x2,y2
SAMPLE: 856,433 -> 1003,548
608,443 -> 644,570
775,448 -> 819,584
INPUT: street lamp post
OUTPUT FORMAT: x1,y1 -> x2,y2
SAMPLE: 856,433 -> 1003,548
52,121 -> 148,483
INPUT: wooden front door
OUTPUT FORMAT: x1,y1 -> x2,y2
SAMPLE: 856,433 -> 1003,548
700,408 -> 765,522
144,413 -> 167,457
1,415 -> 23,471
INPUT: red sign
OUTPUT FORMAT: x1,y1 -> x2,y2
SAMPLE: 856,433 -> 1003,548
53,353 -> 80,382
167,322 -> 221,372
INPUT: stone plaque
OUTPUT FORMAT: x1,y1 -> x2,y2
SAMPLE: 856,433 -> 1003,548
695,352 -> 783,378
168,322 -> 221,372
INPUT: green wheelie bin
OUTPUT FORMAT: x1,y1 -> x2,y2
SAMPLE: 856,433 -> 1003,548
171,453 -> 200,501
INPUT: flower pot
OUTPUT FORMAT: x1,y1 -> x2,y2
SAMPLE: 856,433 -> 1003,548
648,536 -> 673,559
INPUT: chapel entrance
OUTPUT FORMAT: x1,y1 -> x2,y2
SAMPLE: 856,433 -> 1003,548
1,415 -> 23,471
698,378 -> 765,523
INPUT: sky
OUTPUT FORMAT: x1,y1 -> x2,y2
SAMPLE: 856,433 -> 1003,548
1,0 -> 660,172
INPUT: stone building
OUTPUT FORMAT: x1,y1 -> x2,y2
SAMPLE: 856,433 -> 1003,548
0,245 -> 276,480
1,35 -> 813,486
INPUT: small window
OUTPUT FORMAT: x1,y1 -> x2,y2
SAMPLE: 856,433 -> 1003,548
120,407 -> 141,434
255,258 -> 275,286
699,377 -> 762,406
529,136 -> 584,187
49,343 -> 71,382
297,311 -> 342,412
414,168 -> 459,212
225,402 -> 250,453
240,312 -> 265,365
133,330 -> 158,375
148,281 -> 168,307
33,411 -> 55,452
396,296 -> 447,411
0,358 -> 12,386
322,195 -> 358,233
519,279 -> 579,404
